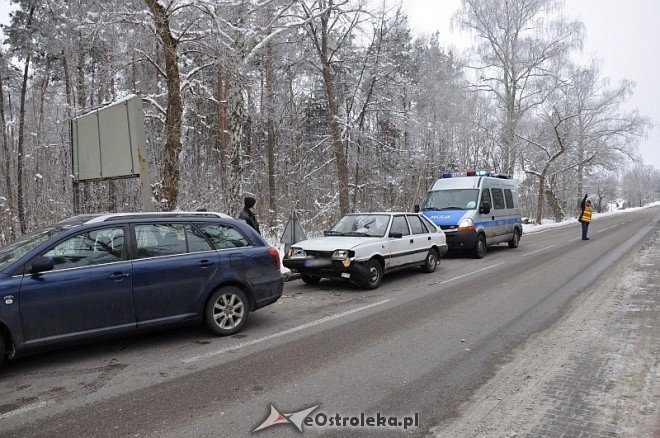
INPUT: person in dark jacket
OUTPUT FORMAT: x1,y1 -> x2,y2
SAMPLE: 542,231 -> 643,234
238,196 -> 260,234
578,194 -> 593,240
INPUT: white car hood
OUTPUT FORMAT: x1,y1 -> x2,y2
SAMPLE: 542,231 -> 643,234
293,236 -> 376,251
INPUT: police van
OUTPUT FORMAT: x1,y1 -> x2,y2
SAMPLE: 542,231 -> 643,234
417,171 -> 522,258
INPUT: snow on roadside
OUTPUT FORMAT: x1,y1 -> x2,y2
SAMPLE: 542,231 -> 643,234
522,201 -> 660,234
432,232 -> 658,437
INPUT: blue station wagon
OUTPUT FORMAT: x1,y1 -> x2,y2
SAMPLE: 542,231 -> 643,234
0,212 -> 284,366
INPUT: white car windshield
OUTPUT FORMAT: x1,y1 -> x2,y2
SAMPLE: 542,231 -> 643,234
327,214 -> 390,237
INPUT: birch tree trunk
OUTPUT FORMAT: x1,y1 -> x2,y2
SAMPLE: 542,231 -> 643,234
35,57 -> 52,203
227,66 -> 245,216
535,172 -> 546,225
227,3 -> 247,216
317,2 -> 349,215
576,114 -> 585,210
265,38 -> 277,226
216,64 -> 227,171
0,69 -> 14,238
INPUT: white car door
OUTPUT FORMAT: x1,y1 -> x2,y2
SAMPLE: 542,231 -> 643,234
407,215 -> 432,263
388,215 -> 412,267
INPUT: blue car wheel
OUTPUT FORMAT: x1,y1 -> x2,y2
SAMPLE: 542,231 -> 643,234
205,287 -> 249,336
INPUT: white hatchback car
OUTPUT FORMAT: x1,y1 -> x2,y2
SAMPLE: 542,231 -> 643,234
283,213 -> 448,289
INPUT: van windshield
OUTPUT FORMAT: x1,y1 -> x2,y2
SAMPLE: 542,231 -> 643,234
422,189 -> 480,211
0,227 -> 62,272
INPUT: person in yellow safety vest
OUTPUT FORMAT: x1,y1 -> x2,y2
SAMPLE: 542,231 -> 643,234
578,194 -> 593,240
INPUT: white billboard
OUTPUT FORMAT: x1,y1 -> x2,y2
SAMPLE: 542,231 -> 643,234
71,94 -> 146,181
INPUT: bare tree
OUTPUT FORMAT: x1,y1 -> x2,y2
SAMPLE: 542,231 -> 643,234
519,61 -> 649,223
0,54 -> 14,239
193,0 -> 307,215
144,0 -> 184,209
622,163 -> 658,207
15,4 -> 36,233
0,0 -> 651,240
455,0 -> 583,174
568,60 -> 650,207
300,0 -> 357,215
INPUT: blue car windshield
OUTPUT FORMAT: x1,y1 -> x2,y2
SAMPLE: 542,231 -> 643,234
0,227 -> 62,272
422,189 -> 480,211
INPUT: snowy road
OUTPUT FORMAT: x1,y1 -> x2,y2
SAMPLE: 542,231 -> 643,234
0,206 -> 658,437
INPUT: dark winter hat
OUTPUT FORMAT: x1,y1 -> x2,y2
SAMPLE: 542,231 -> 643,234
244,197 -> 256,209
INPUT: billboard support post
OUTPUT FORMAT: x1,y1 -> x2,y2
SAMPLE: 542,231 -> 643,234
129,96 -> 154,212
138,149 -> 152,212
72,181 -> 80,215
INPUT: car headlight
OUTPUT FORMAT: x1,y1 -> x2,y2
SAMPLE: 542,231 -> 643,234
290,248 -> 307,258
457,217 -> 475,231
332,249 -> 350,260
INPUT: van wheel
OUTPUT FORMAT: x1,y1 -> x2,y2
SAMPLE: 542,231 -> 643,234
421,249 -> 439,273
362,258 -> 384,290
301,273 -> 322,285
205,287 -> 249,336
473,234 -> 487,259
508,230 -> 520,248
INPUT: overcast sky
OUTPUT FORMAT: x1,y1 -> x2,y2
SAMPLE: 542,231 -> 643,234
406,0 -> 660,169
0,0 -> 657,168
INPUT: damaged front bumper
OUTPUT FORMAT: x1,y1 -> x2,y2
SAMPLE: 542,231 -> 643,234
283,257 -> 372,286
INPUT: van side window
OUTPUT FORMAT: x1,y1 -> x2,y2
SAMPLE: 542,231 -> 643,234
406,215 -> 428,234
390,216 -> 410,236
510,190 -> 520,208
135,224 -> 187,259
481,189 -> 492,207
491,189 -> 505,210
198,223 -> 250,249
42,227 -> 125,271
504,189 -> 514,209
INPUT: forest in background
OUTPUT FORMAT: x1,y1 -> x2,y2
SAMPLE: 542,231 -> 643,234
0,0 -> 656,244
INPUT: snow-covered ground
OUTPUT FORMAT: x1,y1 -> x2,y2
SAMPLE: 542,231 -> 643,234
522,201 -> 660,234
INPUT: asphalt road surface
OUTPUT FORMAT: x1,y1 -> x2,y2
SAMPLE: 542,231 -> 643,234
1,207 -> 658,437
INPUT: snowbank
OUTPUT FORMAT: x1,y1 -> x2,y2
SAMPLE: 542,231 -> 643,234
522,201 -> 660,234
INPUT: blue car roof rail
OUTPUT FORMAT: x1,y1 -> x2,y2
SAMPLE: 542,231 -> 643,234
82,212 -> 233,224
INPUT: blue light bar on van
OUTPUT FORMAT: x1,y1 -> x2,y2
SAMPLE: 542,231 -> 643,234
476,170 -> 511,179
441,170 -> 512,179
441,171 -> 467,178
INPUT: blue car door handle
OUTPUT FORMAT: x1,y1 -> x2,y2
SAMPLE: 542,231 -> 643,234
109,272 -> 130,280
197,260 -> 214,268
